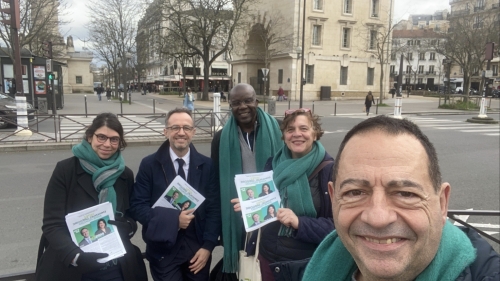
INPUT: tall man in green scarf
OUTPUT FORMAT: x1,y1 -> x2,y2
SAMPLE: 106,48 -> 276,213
211,83 -> 283,273
303,116 -> 499,281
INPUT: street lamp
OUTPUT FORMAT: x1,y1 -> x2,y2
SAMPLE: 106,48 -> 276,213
226,57 -> 232,91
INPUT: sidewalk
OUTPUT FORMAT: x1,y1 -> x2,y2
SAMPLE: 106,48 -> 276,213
1,92 -> 498,152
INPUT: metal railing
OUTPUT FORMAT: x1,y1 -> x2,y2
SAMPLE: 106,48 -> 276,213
0,110 -> 232,144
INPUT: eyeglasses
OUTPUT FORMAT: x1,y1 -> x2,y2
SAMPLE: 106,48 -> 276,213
284,108 -> 312,117
166,125 -> 195,133
94,134 -> 120,144
230,98 -> 256,108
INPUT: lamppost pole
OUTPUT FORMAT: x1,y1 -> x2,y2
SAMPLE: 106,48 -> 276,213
299,0 -> 306,108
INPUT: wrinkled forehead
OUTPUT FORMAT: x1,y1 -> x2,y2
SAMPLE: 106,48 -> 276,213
230,86 -> 255,100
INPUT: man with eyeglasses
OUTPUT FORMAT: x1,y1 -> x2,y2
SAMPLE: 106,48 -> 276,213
211,83 -> 283,274
129,108 -> 221,281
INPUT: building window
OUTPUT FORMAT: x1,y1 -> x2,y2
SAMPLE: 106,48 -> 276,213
340,66 -> 348,85
418,65 -> 424,74
415,40 -> 420,46
312,25 -> 322,46
492,65 -> 498,76
76,76 -> 82,84
405,78 -> 411,85
367,68 -> 374,85
429,52 -> 436,60
342,28 -> 351,48
313,0 -> 323,10
418,78 -> 423,84
344,0 -> 352,14
391,53 -> 396,60
278,69 -> 283,84
407,52 -> 413,60
407,40 -> 413,46
238,72 -> 241,83
428,65 -> 435,74
305,65 -> 314,83
419,52 -> 426,60
430,40 -> 437,46
371,0 -> 379,17
406,65 -> 412,74
390,65 -> 395,74
369,30 -> 377,50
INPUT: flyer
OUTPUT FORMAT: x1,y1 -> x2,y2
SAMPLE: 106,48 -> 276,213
153,175 -> 205,211
234,171 -> 281,232
65,202 -> 126,263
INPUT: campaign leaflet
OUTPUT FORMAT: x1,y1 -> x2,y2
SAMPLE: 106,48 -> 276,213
152,175 -> 205,212
65,202 -> 126,263
234,171 -> 281,232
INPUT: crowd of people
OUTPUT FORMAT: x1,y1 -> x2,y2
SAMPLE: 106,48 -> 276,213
34,83 -> 499,281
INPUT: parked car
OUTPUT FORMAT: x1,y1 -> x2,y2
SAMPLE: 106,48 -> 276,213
0,93 -> 36,129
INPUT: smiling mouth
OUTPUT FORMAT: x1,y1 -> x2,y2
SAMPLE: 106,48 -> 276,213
364,237 -> 403,244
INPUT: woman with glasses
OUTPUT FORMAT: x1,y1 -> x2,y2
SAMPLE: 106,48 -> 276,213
259,108 -> 335,281
36,113 -> 147,281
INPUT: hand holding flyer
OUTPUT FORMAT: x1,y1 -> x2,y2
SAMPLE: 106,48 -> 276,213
65,202 -> 126,263
153,175 -> 205,212
234,171 -> 281,232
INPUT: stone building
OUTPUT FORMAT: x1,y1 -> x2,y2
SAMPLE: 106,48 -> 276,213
231,0 -> 393,101
394,10 -> 449,31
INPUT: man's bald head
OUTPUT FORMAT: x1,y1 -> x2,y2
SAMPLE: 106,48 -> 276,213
230,83 -> 256,98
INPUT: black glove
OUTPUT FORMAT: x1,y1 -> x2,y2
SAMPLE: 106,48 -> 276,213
108,217 -> 136,240
76,252 -> 108,274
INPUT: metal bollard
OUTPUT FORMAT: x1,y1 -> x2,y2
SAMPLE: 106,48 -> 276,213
84,95 -> 88,118
376,98 -> 379,115
120,94 -> 123,114
334,102 -> 337,116
312,101 -> 315,114
129,92 -> 131,105
288,98 -> 291,110
153,99 -> 156,114
263,98 -> 266,112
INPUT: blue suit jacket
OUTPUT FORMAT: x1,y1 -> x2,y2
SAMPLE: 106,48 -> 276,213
129,140 -> 221,259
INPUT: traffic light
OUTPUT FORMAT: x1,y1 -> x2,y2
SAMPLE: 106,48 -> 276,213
42,41 -> 53,59
48,73 -> 54,80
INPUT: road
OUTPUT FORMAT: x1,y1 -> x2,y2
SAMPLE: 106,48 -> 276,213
0,113 -> 498,276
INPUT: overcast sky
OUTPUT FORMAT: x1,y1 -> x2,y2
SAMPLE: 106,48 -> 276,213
60,0 -> 452,61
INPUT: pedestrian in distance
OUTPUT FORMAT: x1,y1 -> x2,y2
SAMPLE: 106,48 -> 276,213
277,86 -> 284,101
36,112 -> 147,281
183,88 -> 195,113
390,87 -> 396,98
364,91 -> 375,116
96,85 -> 104,101
106,87 -> 112,101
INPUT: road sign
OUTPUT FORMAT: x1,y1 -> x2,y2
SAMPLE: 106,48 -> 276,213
261,68 -> 269,77
46,59 -> 52,72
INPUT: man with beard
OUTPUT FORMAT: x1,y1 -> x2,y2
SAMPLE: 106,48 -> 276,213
129,108 -> 221,281
211,83 -> 283,274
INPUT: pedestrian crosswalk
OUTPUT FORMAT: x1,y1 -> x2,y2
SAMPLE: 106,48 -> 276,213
59,115 -> 165,139
333,114 -> 500,137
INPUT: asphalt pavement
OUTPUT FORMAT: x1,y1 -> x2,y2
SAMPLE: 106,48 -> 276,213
1,91 -> 499,152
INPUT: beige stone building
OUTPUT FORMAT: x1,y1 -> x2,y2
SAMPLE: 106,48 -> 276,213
394,10 -> 450,31
231,0 -> 394,101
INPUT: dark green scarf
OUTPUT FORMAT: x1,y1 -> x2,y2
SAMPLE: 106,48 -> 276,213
72,140 -> 125,214
302,221 -> 476,281
219,107 -> 282,273
272,141 -> 325,236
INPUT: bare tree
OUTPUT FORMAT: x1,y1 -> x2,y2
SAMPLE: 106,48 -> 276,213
0,0 -> 69,69
244,10 -> 293,96
434,11 -> 498,100
154,0 -> 257,100
86,0 -> 139,100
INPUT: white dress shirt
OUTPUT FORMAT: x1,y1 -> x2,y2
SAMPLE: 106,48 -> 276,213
169,147 -> 190,179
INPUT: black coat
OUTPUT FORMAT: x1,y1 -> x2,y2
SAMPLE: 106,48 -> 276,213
35,156 -> 147,281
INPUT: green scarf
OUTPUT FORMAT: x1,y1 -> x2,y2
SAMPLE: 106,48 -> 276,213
219,107 -> 283,273
302,221 -> 477,281
72,140 -> 125,214
272,141 -> 325,236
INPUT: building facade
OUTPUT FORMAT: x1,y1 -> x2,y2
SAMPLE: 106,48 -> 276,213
391,29 -> 446,91
231,0 -> 394,101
